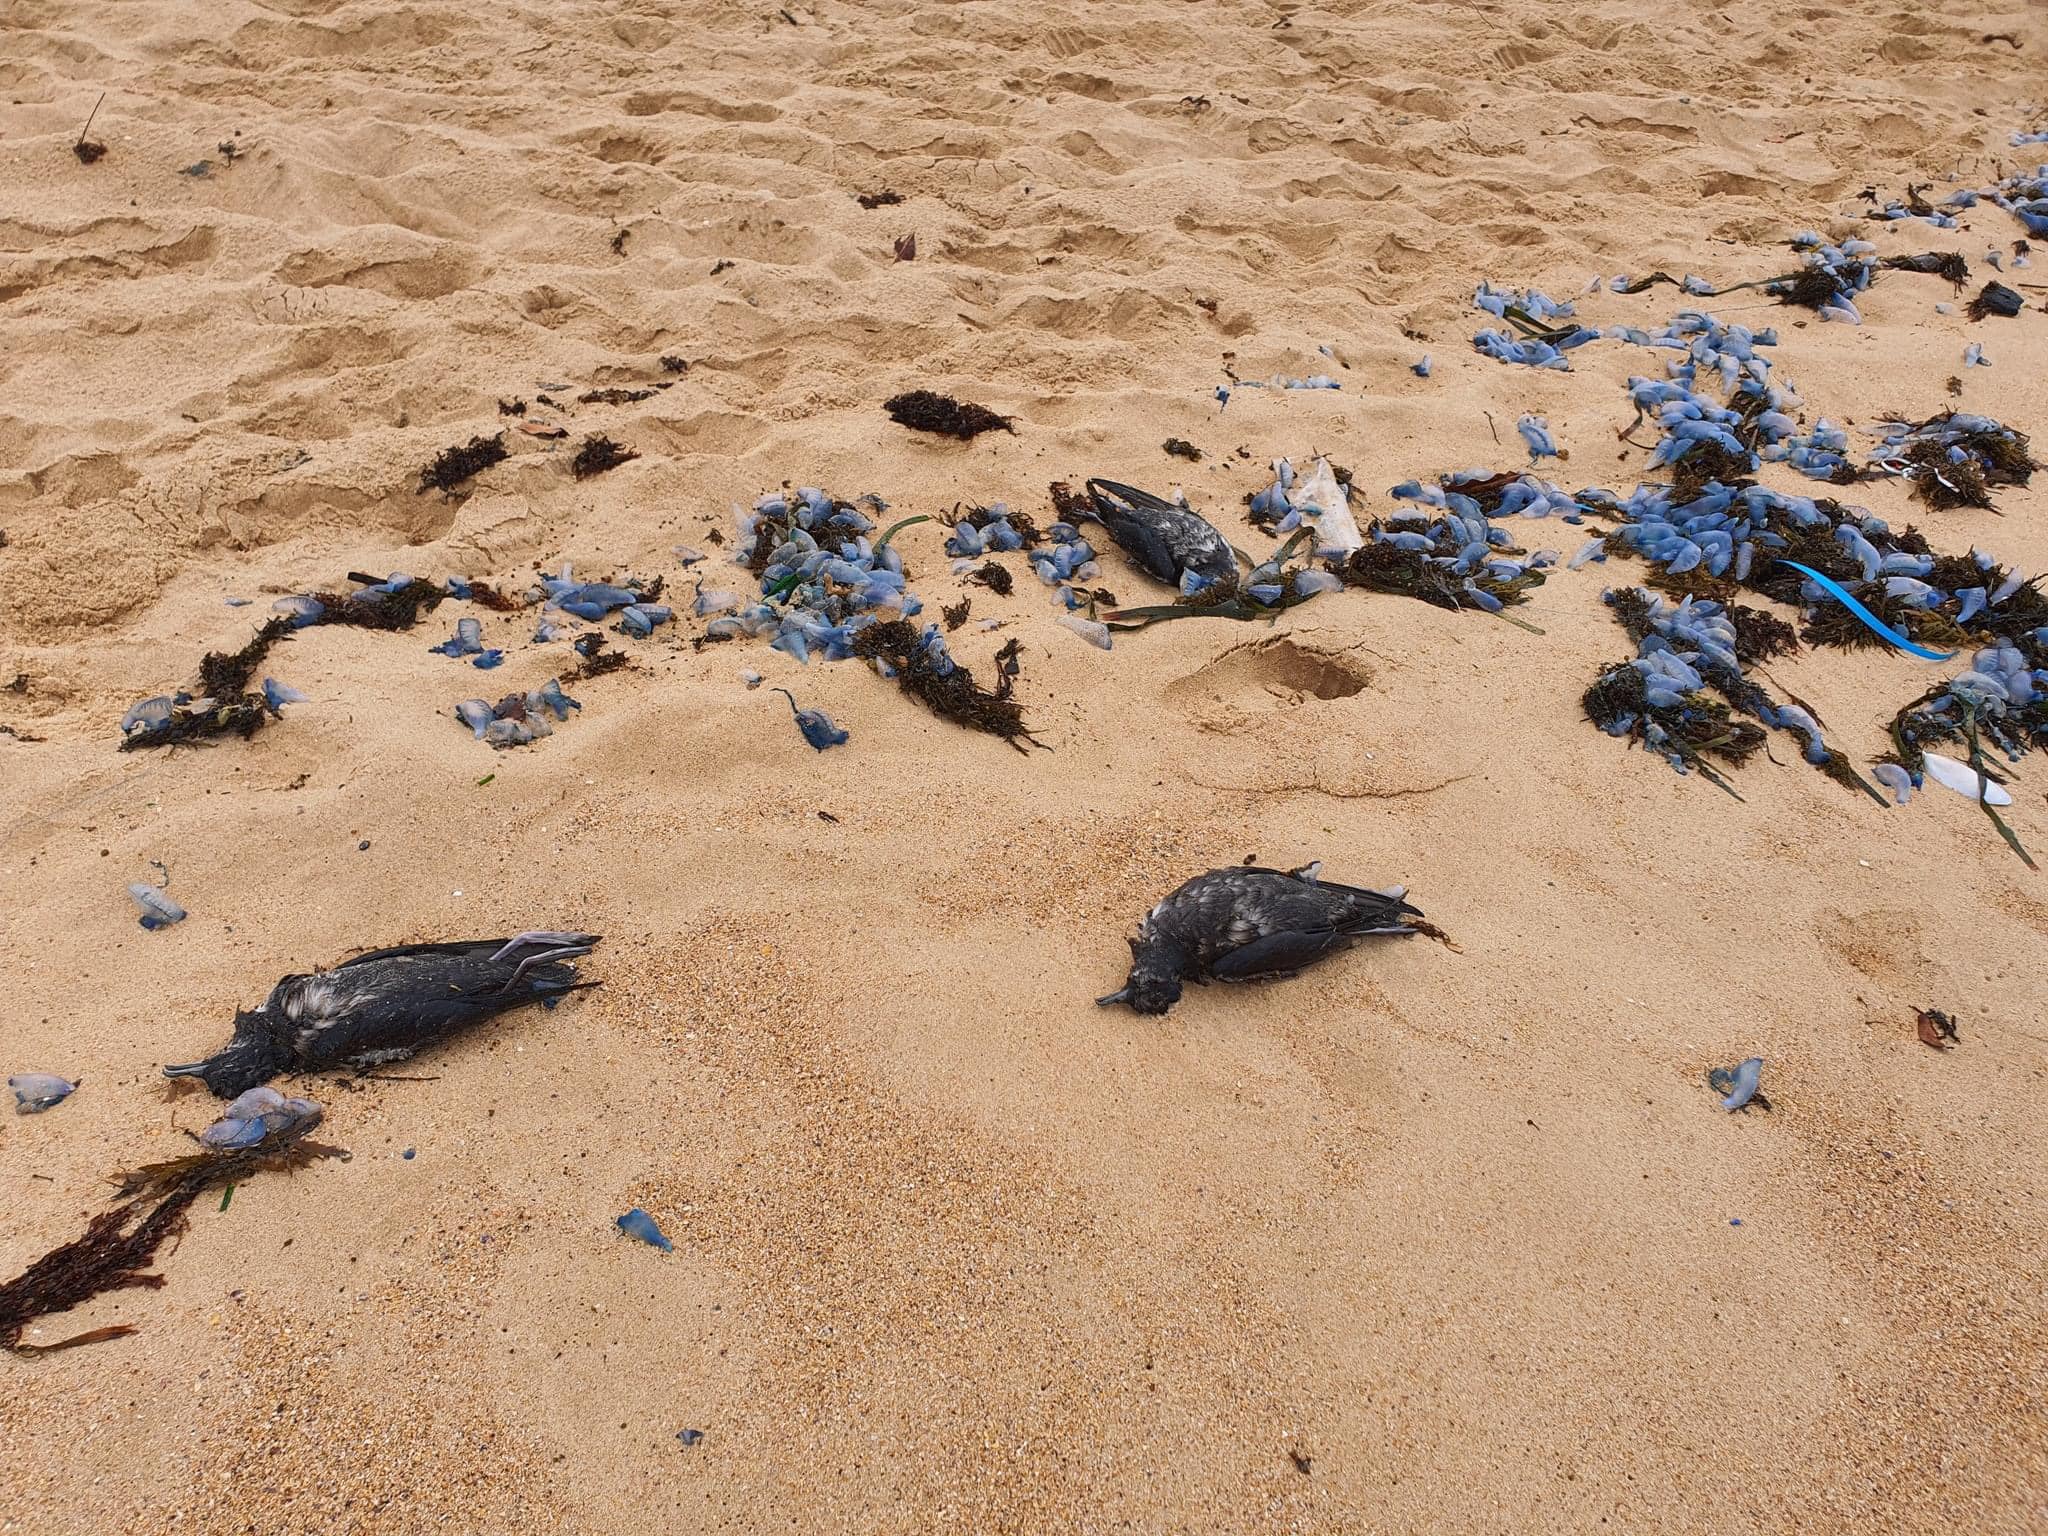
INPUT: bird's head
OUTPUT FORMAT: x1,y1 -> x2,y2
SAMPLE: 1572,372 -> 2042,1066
162,1012 -> 285,1099
1095,937 -> 1186,1016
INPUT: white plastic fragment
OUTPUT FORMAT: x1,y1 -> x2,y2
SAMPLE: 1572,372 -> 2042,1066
1919,751 -> 2013,806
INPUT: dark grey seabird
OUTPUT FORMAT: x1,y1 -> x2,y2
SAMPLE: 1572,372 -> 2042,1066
163,932 -> 599,1097
1097,864 -> 1421,1015
1076,478 -> 1238,590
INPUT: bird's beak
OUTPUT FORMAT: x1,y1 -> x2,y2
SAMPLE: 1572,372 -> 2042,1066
1094,988 -> 1132,1007
162,1061 -> 210,1079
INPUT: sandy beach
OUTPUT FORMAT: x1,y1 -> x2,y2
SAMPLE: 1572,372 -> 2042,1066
3,1 -> 2046,1530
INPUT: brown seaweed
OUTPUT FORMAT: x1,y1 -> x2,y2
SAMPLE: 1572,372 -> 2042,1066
1671,442 -> 1757,503
312,579 -> 447,631
1048,480 -> 1093,522
1773,266 -> 1842,312
1882,413 -> 2041,513
884,390 -> 1014,440
1726,603 -> 1800,664
942,597 -> 971,631
418,433 -> 508,494
1331,534 -> 1545,613
1,1127 -> 346,1355
1593,586 -> 1890,805
117,698 -> 269,752
464,581 -> 526,612
659,355 -> 689,374
568,634 -> 628,680
124,581 -> 445,751
578,387 -> 656,405
1581,661 -> 1762,798
1902,437 -> 1993,510
198,615 -> 296,699
849,618 -> 1040,753
570,434 -> 639,480
1798,579 -> 1933,649
969,561 -> 1014,596
857,189 -> 903,209
1163,438 -> 1202,462
1881,251 -> 1970,289
0,1191 -> 193,1354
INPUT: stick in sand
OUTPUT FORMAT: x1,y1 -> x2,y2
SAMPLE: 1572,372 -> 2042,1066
74,93 -> 107,164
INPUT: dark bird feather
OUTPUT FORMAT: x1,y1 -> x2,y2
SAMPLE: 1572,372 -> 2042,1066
1074,478 -> 1238,589
1097,864 -> 1421,1015
163,933 -> 599,1096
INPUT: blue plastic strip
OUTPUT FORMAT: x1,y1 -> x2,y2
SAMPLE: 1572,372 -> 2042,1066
1777,560 -> 1957,661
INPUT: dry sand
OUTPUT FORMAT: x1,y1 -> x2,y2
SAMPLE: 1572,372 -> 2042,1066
4,1 -> 2047,1530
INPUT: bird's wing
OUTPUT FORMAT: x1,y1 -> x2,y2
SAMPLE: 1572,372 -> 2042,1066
1217,871 -> 1344,934
1087,478 -> 1182,515
1102,512 -> 1183,582
286,970 -> 560,1068
1238,866 -> 1421,927
1169,511 -> 1232,566
1207,927 -> 1347,979
335,939 -> 504,969
1322,881 -> 1424,929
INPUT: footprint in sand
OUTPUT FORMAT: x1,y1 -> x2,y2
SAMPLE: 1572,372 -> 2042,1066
1164,636 -> 1371,733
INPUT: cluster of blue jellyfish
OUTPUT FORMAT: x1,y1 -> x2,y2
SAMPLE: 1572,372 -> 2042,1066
1585,589 -> 1865,797
532,566 -> 672,636
1569,458 -> 2048,818
1435,469 -> 1591,522
1978,157 -> 2048,236
455,678 -> 581,749
1346,477 -> 1557,614
1764,417 -> 1852,480
1471,283 -> 1601,369
1868,411 -> 2037,509
427,568 -> 666,747
943,505 -> 1032,559
1018,519 -> 1114,637
1887,642 -> 2048,799
1598,481 -> 1878,584
697,486 -> 1029,723
702,487 -> 914,666
198,1087 -> 323,1151
936,499 -> 1107,626
1773,234 -> 1878,321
